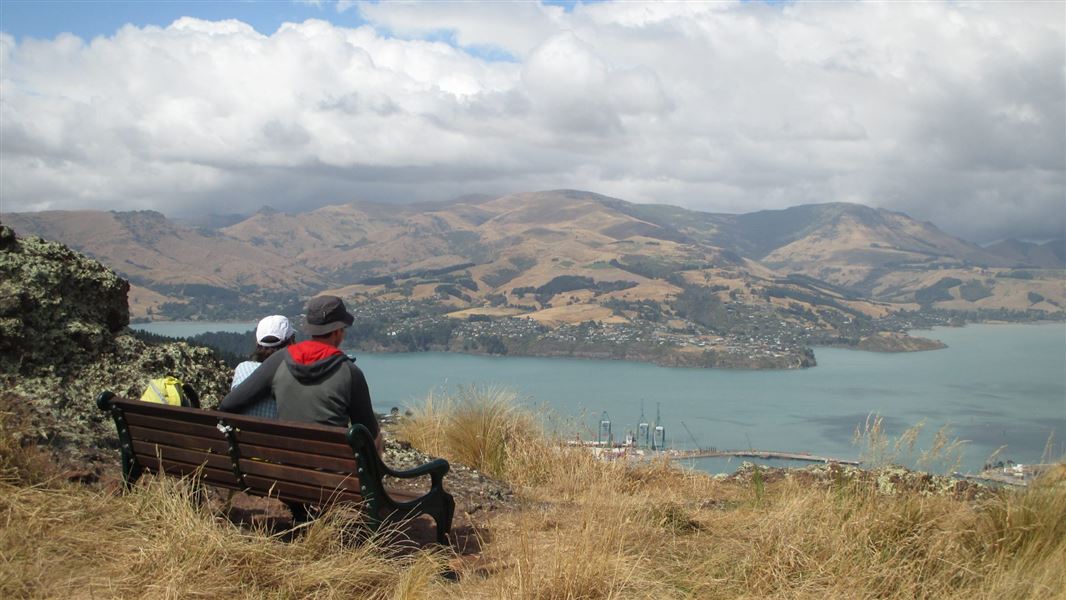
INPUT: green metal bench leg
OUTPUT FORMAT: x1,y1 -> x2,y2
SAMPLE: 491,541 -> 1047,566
97,391 -> 143,489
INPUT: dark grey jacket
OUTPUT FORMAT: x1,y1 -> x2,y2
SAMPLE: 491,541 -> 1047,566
219,341 -> 379,437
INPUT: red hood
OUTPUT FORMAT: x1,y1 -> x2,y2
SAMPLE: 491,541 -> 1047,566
287,340 -> 343,365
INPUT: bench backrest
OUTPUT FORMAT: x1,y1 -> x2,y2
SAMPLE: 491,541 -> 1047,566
111,398 -> 242,489
99,394 -> 365,505
220,412 -> 362,505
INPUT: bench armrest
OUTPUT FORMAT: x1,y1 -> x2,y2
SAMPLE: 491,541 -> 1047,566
346,424 -> 450,488
96,390 -> 116,410
379,457 -> 451,488
346,423 -> 456,543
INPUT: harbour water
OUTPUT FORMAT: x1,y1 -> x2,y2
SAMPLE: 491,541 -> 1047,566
132,321 -> 1066,474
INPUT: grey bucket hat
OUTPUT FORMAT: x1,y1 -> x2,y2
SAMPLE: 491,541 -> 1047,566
304,295 -> 355,336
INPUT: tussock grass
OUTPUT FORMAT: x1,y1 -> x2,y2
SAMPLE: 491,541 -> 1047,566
0,475 -> 447,599
397,385 -> 541,480
2,388 -> 1064,599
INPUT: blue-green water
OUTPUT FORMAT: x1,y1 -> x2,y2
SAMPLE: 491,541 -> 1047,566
132,322 -> 1065,474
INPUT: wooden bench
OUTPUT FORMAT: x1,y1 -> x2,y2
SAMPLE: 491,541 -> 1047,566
96,391 -> 455,544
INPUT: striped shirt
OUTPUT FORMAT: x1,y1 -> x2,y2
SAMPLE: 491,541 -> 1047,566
230,361 -> 278,419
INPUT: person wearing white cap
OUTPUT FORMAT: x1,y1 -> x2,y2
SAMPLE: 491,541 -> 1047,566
229,315 -> 296,418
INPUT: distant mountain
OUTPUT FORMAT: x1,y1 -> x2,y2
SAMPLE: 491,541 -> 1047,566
4,191 -> 1063,322
171,212 -> 249,231
2,209 -> 322,318
984,238 -> 1066,269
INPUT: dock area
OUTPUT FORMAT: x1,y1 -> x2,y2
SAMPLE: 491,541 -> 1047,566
668,449 -> 861,465
569,441 -> 861,466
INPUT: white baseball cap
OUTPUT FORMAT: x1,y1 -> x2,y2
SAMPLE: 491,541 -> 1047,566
256,315 -> 294,347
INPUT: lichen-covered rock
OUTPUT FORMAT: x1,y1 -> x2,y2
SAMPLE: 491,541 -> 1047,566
0,225 -> 229,457
0,225 -> 129,374
727,461 -> 988,501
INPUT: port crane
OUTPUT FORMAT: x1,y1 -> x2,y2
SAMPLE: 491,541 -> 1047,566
680,421 -> 702,452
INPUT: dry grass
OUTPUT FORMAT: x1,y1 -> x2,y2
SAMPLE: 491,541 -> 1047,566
0,476 -> 448,599
396,385 -> 542,480
0,392 -> 54,485
2,389 -> 1064,599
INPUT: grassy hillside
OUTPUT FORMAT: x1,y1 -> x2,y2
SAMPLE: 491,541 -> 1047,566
7,193 -> 1062,325
3,389 -> 1063,599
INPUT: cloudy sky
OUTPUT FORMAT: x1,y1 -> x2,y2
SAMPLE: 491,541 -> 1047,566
1,1 -> 1063,243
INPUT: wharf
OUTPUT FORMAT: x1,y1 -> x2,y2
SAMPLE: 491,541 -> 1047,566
664,449 -> 861,465
575,442 -> 860,466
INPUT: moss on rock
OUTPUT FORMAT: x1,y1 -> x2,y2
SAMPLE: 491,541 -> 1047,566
0,225 -> 229,456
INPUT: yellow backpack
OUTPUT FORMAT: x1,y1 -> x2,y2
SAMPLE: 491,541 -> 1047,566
140,376 -> 200,408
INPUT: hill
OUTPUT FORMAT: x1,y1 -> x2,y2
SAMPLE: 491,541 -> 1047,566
985,238 -> 1066,269
5,191 -> 1063,366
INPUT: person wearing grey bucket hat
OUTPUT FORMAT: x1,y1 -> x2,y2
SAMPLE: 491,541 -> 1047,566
303,295 -> 355,335
219,295 -> 382,453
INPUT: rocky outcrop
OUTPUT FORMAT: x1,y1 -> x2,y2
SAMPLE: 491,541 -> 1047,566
0,225 -> 230,457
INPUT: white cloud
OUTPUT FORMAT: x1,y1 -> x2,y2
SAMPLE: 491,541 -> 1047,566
0,2 -> 1063,242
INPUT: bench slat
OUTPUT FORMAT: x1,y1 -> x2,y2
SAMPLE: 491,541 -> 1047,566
140,457 -> 241,488
242,474 -> 363,505
113,399 -> 221,424
131,440 -> 232,471
127,427 -> 230,455
221,413 -> 350,443
233,429 -> 354,459
124,412 -> 222,439
236,443 -> 357,472
238,458 -> 360,493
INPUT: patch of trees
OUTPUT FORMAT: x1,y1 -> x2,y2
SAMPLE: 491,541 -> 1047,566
602,298 -> 665,322
958,281 -> 994,302
454,277 -> 478,291
477,335 -> 508,355
414,262 -> 476,279
997,270 -> 1034,280
359,262 -> 478,286
609,255 -> 712,280
434,284 -> 471,302
348,316 -> 457,352
481,267 -> 521,288
1028,291 -> 1046,304
511,276 -> 637,305
155,283 -> 239,302
914,277 -> 963,306
332,260 -> 386,282
359,275 -> 394,286
129,329 -> 247,368
764,286 -> 867,319
784,301 -> 819,323
777,274 -> 862,300
673,286 -> 731,332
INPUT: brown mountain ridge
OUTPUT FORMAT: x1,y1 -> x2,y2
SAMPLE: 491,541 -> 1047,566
4,190 -> 1062,368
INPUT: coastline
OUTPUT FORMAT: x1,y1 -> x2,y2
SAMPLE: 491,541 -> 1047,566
131,318 -> 1065,371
